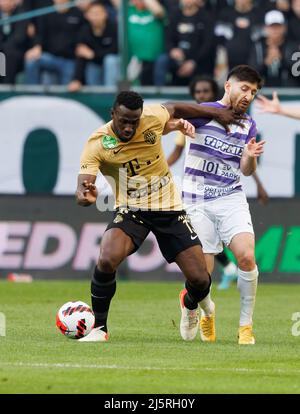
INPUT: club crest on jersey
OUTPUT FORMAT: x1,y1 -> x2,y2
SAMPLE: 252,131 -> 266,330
113,214 -> 124,224
143,130 -> 157,145
102,135 -> 118,149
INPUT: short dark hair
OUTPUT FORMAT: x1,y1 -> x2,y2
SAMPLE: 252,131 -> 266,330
88,1 -> 107,10
189,75 -> 220,100
227,65 -> 264,89
113,91 -> 144,110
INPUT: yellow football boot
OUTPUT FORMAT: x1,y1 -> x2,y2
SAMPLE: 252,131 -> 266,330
238,325 -> 255,345
199,305 -> 216,342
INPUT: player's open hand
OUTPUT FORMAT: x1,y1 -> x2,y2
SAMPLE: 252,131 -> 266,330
246,138 -> 266,158
176,118 -> 195,138
255,91 -> 281,114
78,180 -> 98,205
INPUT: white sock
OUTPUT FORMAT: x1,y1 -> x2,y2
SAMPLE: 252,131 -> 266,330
237,266 -> 258,326
223,262 -> 238,276
199,292 -> 215,316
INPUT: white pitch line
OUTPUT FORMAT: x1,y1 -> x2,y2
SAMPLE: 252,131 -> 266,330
1,362 -> 300,375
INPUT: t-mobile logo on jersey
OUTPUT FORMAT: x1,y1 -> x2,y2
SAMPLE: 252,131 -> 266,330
291,312 -> 300,337
291,52 -> 300,77
0,53 -> 6,77
0,313 -> 6,337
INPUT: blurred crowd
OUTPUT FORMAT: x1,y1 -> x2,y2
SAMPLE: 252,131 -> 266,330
0,0 -> 300,89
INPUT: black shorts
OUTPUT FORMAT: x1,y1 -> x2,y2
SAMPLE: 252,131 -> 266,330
105,208 -> 202,263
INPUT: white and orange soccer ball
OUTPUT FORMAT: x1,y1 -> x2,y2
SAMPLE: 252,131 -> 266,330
56,301 -> 95,339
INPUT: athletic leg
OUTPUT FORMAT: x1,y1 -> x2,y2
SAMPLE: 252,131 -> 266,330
171,208 -> 220,342
176,245 -> 215,341
79,228 -> 135,342
229,232 -> 258,336
217,192 -> 257,344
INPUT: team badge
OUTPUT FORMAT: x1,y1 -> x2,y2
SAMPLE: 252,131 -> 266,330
102,135 -> 118,149
113,214 -> 124,224
143,130 -> 157,145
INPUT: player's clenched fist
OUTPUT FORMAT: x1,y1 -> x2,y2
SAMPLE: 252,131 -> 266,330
77,180 -> 98,206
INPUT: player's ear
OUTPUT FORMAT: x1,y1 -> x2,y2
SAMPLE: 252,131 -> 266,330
224,81 -> 231,95
110,108 -> 114,119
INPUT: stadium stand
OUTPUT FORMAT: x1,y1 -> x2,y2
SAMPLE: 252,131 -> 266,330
0,0 -> 299,86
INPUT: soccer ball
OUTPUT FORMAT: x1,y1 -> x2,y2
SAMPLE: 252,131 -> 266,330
56,301 -> 95,339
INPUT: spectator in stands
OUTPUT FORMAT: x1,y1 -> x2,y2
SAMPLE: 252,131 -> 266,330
215,0 -> 264,70
0,0 -> 29,83
68,1 -> 119,91
24,0 -> 84,85
249,9 -> 299,86
76,0 -> 118,22
155,0 -> 215,86
125,0 -> 166,85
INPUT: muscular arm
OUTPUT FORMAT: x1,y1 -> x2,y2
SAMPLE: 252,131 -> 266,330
240,151 -> 257,177
240,138 -> 266,176
76,174 -> 98,207
163,101 -> 244,131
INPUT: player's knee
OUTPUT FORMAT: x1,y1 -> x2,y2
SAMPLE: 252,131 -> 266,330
188,271 -> 211,292
98,254 -> 119,273
237,250 -> 256,271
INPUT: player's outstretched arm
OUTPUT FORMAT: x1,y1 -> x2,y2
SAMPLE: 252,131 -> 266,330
240,138 -> 266,176
163,101 -> 246,132
76,174 -> 98,207
256,91 -> 300,120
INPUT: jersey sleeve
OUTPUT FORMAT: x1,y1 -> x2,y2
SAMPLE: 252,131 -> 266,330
149,104 -> 171,128
79,134 -> 103,176
246,119 -> 258,144
175,132 -> 186,147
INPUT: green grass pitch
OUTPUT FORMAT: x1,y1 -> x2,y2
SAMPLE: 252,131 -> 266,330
0,280 -> 300,394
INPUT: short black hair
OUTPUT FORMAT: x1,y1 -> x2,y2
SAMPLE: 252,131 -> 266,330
227,65 -> 264,89
113,91 -> 144,110
189,75 -> 219,100
88,1 -> 107,10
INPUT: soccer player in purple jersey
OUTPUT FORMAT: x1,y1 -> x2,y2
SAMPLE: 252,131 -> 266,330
168,75 -> 269,291
179,65 -> 266,345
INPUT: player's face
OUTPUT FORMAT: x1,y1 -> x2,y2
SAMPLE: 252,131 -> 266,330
111,105 -> 142,142
226,80 -> 258,113
193,81 -> 215,103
